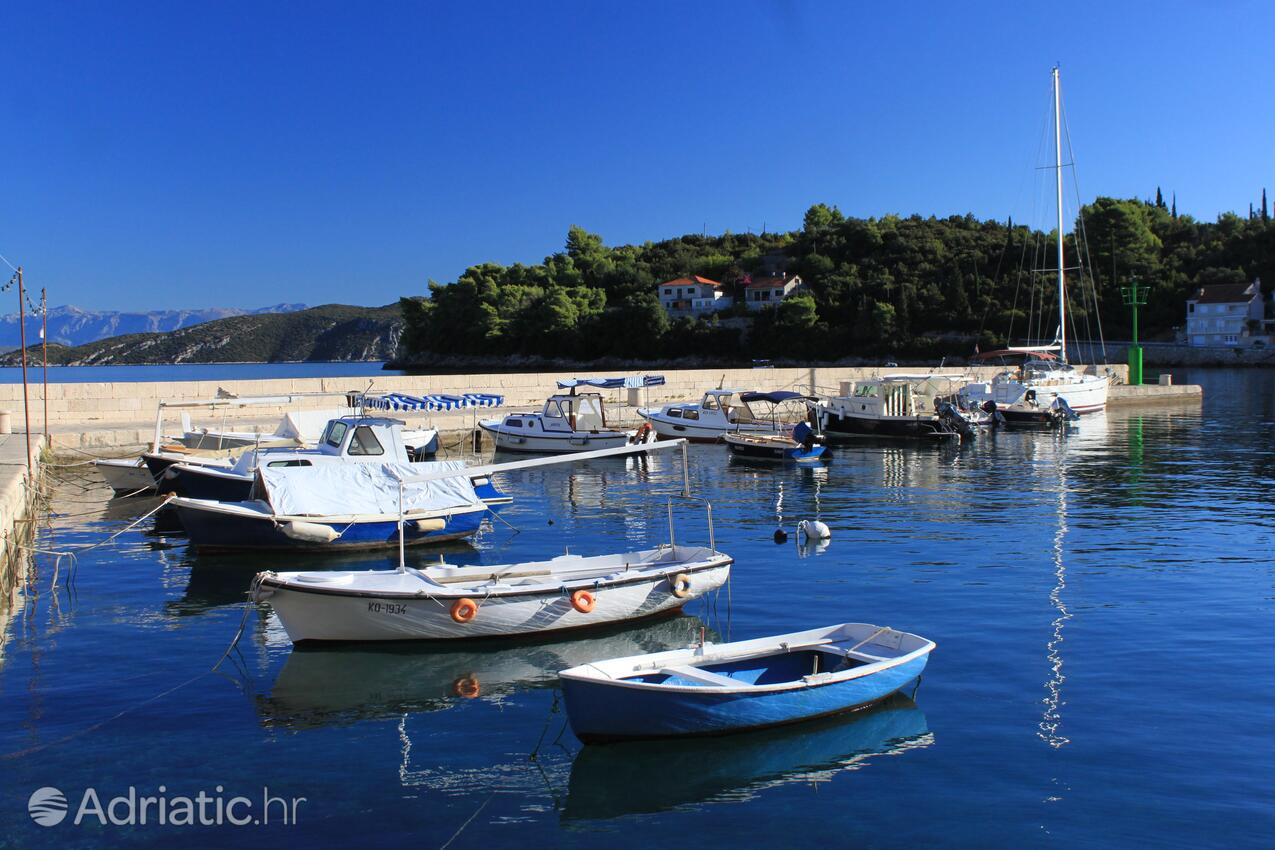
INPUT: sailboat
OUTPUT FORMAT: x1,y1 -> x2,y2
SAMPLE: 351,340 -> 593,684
960,67 -> 1110,425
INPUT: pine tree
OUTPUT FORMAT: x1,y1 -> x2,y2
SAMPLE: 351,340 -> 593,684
1155,187 -> 1165,209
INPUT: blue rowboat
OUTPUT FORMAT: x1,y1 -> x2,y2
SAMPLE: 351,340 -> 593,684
168,496 -> 488,552
559,622 -> 935,742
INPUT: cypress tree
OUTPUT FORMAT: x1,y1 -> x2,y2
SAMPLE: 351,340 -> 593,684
1155,187 -> 1165,209
1171,193 -> 1177,218
1263,188 -> 1269,223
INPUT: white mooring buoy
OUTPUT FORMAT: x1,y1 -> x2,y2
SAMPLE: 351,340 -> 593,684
798,520 -> 831,541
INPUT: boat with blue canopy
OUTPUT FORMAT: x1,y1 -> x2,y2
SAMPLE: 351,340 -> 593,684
723,421 -> 826,463
640,389 -> 813,443
559,622 -> 935,741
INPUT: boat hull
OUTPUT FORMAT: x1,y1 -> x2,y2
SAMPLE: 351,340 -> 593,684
259,561 -> 731,643
562,653 -> 928,742
816,410 -> 957,443
724,437 -> 825,463
171,502 -> 486,552
95,459 -> 156,495
644,417 -> 777,444
479,423 -> 631,454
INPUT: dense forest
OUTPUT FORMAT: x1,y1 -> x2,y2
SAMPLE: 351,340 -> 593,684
398,194 -> 1275,364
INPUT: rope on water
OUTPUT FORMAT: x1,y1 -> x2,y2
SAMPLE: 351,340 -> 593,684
486,507 -> 519,534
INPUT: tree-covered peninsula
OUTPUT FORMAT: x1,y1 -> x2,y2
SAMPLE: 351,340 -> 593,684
398,195 -> 1275,365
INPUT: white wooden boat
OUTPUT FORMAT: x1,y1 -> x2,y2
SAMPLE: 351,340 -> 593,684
479,391 -> 633,453
93,457 -> 158,495
253,544 -> 732,643
640,390 -> 810,443
560,622 -> 935,741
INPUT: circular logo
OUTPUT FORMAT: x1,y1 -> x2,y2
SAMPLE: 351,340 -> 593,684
28,787 -> 68,827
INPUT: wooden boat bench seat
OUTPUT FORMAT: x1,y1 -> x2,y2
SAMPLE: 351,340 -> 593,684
659,665 -> 741,687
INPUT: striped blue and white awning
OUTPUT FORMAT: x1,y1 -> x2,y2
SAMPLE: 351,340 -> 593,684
356,392 -> 505,412
556,375 -> 666,390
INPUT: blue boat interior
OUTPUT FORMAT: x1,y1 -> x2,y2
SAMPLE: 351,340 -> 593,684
630,648 -> 870,687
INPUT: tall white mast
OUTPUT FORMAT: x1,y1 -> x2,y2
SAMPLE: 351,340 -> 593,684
1053,66 -> 1067,363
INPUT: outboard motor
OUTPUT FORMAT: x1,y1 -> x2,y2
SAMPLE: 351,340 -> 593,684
1051,396 -> 1080,421
792,421 -> 817,451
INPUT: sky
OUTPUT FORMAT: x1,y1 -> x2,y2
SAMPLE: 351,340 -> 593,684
1,1 -> 1271,312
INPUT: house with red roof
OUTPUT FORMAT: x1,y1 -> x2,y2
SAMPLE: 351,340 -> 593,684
744,274 -> 805,311
1185,279 -> 1267,346
657,276 -> 732,316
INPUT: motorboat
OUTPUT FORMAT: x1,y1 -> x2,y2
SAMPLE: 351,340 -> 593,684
809,376 -> 976,442
160,416 -> 469,501
723,421 -> 826,462
169,462 -> 489,552
559,622 -> 935,741
640,390 -> 811,443
480,392 -> 633,454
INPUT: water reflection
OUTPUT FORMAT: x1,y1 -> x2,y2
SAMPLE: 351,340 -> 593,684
257,615 -> 711,730
561,693 -> 932,820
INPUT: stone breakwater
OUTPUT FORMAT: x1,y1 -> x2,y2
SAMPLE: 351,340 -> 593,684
0,362 -> 1202,452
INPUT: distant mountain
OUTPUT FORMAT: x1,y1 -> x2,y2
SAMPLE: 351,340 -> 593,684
0,303 -> 307,349
0,303 -> 402,366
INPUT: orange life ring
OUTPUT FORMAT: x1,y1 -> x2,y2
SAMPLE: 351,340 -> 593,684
670,573 -> 692,599
453,675 -> 481,698
450,597 -> 479,623
571,589 -> 596,613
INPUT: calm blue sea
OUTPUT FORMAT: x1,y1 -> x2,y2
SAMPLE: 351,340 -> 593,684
0,362 -> 398,384
1,368 -> 1272,848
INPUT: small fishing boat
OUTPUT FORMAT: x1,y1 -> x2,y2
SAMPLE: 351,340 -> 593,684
160,416 -> 479,501
94,457 -> 158,495
252,544 -> 732,643
559,622 -> 935,741
640,390 -> 811,443
723,421 -> 825,463
169,462 -> 489,552
479,391 -> 633,454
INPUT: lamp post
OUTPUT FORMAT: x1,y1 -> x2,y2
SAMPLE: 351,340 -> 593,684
2,268 -> 32,472
1120,280 -> 1149,385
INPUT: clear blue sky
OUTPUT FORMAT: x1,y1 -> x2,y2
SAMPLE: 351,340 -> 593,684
1,1 -> 1270,311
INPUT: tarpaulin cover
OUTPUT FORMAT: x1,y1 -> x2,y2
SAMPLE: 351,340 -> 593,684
260,461 -> 481,517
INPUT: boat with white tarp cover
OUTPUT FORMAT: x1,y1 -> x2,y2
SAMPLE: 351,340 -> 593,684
169,462 -> 488,551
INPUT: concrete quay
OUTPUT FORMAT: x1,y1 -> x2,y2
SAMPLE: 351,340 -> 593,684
0,362 -> 1207,453
0,431 -> 45,605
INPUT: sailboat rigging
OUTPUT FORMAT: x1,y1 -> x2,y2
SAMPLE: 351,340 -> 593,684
960,67 -> 1112,425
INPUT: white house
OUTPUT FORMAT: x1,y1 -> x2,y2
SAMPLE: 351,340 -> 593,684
657,276 -> 732,316
744,274 -> 804,311
1185,279 -> 1265,346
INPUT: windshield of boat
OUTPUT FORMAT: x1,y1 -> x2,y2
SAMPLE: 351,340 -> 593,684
323,420 -> 348,449
347,425 -> 386,456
